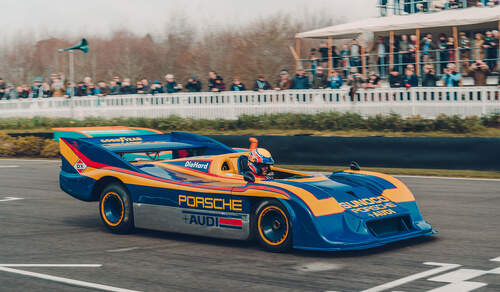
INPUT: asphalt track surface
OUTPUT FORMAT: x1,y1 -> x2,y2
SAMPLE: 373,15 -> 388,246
1,159 -> 499,292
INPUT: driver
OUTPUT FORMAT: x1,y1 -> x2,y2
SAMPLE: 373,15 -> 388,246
248,148 -> 274,179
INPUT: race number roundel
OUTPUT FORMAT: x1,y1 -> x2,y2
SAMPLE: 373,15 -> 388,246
73,159 -> 87,173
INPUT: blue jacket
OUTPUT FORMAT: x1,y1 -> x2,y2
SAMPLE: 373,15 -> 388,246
327,76 -> 343,89
292,75 -> 310,89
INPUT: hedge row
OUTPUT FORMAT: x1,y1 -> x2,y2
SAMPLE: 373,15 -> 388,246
0,113 -> 499,133
0,133 -> 59,157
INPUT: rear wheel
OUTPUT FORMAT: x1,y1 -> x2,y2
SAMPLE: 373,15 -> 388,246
254,200 -> 292,252
99,183 -> 134,234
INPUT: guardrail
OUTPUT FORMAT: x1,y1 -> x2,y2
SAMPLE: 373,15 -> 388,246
0,87 -> 498,120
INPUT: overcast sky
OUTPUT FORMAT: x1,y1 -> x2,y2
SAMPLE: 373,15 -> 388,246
1,0 -> 376,40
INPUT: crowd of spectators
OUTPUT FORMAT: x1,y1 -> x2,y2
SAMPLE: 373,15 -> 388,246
378,0 -> 499,16
310,28 -> 499,87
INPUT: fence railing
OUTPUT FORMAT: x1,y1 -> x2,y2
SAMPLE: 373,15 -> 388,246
0,87 -> 498,120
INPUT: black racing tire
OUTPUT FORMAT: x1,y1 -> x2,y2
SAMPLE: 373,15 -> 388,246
99,183 -> 134,234
254,199 -> 292,252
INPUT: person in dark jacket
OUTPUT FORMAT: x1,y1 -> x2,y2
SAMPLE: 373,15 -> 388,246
164,74 -> 183,93
108,80 -> 121,95
208,71 -> 226,92
76,82 -> 87,96
230,77 -> 246,91
403,68 -> 419,88
388,68 -> 403,88
151,80 -> 164,94
119,78 -> 134,94
312,67 -> 328,89
253,74 -> 272,91
291,68 -> 310,89
185,75 -> 202,92
422,65 -> 439,87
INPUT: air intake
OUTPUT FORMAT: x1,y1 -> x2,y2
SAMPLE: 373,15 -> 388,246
366,216 -> 412,237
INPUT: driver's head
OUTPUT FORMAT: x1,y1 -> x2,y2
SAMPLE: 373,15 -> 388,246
248,148 -> 274,177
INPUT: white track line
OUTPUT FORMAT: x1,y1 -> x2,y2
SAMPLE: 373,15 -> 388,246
0,165 -> 19,168
394,175 -> 500,182
360,262 -> 461,292
0,159 -> 59,162
0,264 -> 101,267
0,197 -> 23,202
107,247 -> 140,253
0,266 -> 141,292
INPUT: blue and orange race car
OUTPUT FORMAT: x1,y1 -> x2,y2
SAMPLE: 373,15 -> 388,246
59,131 -> 436,252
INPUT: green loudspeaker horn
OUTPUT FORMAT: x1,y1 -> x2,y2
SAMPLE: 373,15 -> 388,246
58,38 -> 89,53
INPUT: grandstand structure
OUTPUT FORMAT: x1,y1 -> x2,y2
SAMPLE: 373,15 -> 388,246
295,4 -> 500,77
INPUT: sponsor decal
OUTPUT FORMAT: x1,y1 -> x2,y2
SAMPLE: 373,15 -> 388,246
73,159 -> 87,174
99,137 -> 143,144
178,195 -> 243,212
182,210 -> 243,229
340,196 -> 398,217
184,161 -> 210,171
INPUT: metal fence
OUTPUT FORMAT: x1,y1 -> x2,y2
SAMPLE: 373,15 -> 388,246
0,87 -> 498,120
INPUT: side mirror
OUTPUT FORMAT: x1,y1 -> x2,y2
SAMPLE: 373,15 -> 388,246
243,171 -> 255,183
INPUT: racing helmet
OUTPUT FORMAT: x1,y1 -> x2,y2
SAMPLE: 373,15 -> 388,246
248,148 -> 274,177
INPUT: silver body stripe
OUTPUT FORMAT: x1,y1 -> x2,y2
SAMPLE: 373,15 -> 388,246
133,203 -> 251,240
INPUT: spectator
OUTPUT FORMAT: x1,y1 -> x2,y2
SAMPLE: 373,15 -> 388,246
420,33 -> 437,64
447,36 -> 456,63
311,67 -> 328,89
141,78 -> 152,94
291,68 -> 310,89
422,65 -> 439,87
76,82 -> 87,96
484,30 -> 498,71
134,81 -> 145,94
164,74 -> 183,93
17,85 -> 29,99
472,33 -> 485,61
319,42 -> 329,66
83,76 -> 92,87
389,68 -> 403,88
309,50 -> 319,73
65,82 -> 76,97
87,83 -> 98,96
409,34 -> 418,66
397,34 -> 410,72
365,72 -> 381,89
96,81 -> 109,97
29,77 -> 43,98
347,67 -> 364,99
403,68 -> 419,88
442,63 -> 462,87
51,78 -> 65,97
459,32 -> 471,62
374,36 -> 388,78
253,74 -> 272,91
327,69 -> 343,89
42,82 -> 53,98
0,77 -> 5,99
275,69 -> 292,90
151,80 -> 164,94
208,71 -> 225,92
185,75 -> 202,92
230,77 -> 246,91
438,34 -> 449,71
5,83 -> 16,100
467,59 -> 490,86
350,39 -> 362,70
340,44 -> 350,77
112,76 -> 121,87
119,78 -> 134,94
108,80 -> 121,95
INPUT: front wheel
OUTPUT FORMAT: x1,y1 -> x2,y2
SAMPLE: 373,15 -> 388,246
99,183 -> 134,234
254,200 -> 292,252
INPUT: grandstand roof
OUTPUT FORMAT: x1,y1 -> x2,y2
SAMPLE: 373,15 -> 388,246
296,6 -> 500,39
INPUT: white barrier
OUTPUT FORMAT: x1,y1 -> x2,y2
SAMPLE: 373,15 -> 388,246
0,87 -> 499,120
